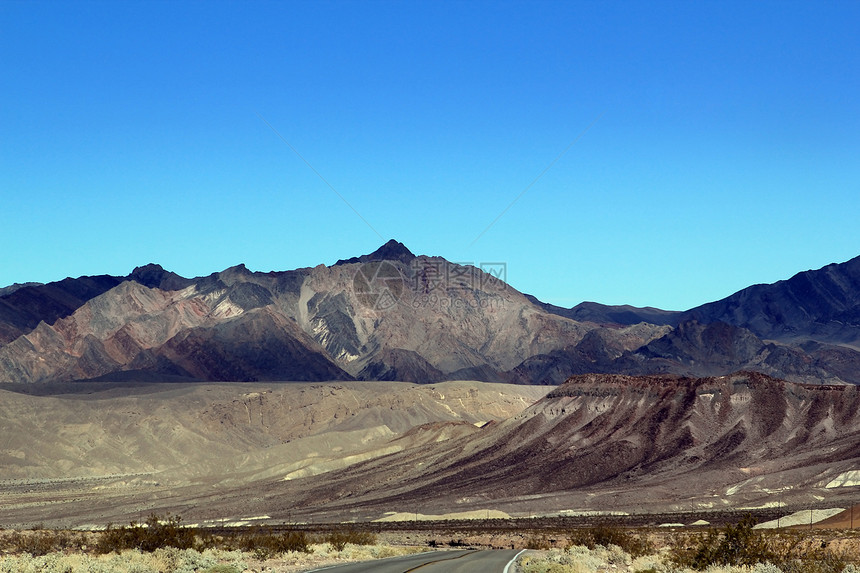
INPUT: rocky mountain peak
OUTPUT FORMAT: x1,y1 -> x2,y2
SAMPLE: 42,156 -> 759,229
129,263 -> 165,280
219,263 -> 252,279
128,263 -> 190,291
334,239 -> 416,266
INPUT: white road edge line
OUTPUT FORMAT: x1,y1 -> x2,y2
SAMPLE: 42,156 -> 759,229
503,548 -> 528,573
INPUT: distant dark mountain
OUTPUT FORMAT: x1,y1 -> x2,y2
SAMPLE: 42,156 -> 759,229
0,275 -> 124,345
527,296 -> 681,326
511,319 -> 860,386
500,255 -> 860,385
0,264 -> 197,346
619,320 -> 858,384
358,348 -> 445,383
682,255 -> 860,346
510,323 -> 673,384
0,282 -> 43,297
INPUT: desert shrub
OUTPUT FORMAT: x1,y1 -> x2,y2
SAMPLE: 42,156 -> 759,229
669,515 -> 773,569
0,547 -> 247,573
8,531 -> 59,557
7,529 -> 86,556
568,526 -> 653,558
526,536 -> 552,550
764,531 -> 852,573
96,514 -> 195,554
194,530 -> 222,551
668,515 -> 854,572
171,548 -> 246,573
519,544 -> 614,572
279,530 -> 313,554
235,528 -> 311,558
518,554 -> 575,573
325,532 -> 347,552
324,529 -> 376,551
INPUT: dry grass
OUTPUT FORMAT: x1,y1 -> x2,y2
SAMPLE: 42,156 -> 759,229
518,518 -> 860,573
2,516 -> 858,573
0,543 -> 426,573
0,518 -> 422,573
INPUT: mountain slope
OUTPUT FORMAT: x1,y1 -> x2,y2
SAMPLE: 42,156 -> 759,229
0,279 -> 350,383
618,320 -> 858,384
4,373 -> 860,526
0,275 -> 123,345
0,380 -> 548,527
271,372 -> 860,520
683,255 -> 860,346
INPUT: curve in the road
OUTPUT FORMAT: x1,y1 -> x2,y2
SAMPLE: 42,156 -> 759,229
504,549 -> 527,573
304,550 -> 470,573
304,549 -> 524,573
403,550 -> 476,571
408,550 -> 522,573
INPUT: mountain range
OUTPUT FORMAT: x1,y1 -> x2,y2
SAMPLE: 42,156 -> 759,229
1,240 -> 859,385
5,243 -> 860,528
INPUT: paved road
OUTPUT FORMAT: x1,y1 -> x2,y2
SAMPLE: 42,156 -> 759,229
305,549 -> 525,572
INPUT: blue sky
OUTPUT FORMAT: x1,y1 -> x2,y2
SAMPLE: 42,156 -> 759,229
1,0 -> 858,310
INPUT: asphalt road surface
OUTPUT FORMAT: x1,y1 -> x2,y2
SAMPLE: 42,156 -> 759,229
305,549 -> 525,572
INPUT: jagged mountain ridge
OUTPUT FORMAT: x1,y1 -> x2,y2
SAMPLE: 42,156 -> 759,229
0,241 -> 668,384
1,242 -> 859,384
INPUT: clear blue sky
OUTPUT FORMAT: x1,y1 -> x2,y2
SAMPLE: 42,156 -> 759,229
2,0 -> 858,310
